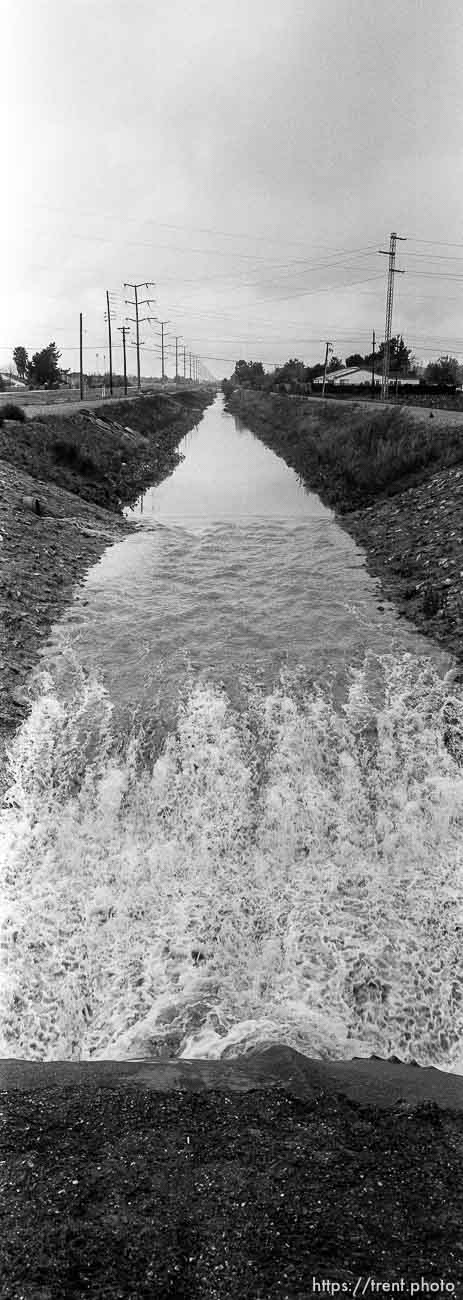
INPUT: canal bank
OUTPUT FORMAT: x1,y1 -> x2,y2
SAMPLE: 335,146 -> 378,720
225,390 -> 463,667
0,387 -> 214,742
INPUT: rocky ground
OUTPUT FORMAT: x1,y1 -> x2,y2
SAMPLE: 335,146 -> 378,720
2,1049 -> 463,1298
342,462 -> 463,665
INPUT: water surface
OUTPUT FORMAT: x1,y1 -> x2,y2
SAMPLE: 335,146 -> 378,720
2,396 -> 462,1072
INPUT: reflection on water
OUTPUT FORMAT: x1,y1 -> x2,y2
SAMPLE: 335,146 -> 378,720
43,396 -> 451,712
126,402 -> 324,528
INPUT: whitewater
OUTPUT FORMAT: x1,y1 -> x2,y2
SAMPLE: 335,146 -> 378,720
1,397 -> 462,1070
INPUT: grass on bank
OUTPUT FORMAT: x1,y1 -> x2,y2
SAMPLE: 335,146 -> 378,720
230,392 -> 463,511
0,390 -> 211,512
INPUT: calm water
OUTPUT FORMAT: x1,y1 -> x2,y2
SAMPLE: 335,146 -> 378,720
2,396 -> 462,1070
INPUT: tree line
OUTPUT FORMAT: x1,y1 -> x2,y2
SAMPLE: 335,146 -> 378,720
12,342 -> 64,388
223,339 -> 463,395
8,344 -> 121,391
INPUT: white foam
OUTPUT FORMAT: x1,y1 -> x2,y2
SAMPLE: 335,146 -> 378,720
1,654 -> 462,1069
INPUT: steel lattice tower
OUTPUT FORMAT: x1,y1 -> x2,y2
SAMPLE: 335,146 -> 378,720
379,232 -> 406,400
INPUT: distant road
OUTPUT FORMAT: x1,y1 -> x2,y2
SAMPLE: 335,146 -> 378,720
5,384 -> 200,420
289,392 -> 463,430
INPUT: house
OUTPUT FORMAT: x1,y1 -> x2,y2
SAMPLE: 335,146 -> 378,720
312,367 -> 421,387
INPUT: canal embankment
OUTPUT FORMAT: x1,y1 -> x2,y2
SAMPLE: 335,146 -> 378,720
0,388 -> 214,741
2,1049 -> 463,1296
226,390 -> 463,666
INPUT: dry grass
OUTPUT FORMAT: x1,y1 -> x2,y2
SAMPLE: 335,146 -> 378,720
230,393 -> 463,510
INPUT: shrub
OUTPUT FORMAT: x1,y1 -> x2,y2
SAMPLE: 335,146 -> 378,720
52,439 -> 96,476
1,402 -> 26,422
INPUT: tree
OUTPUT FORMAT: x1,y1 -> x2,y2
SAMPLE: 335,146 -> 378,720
372,335 -> 412,375
233,360 -> 265,387
346,335 -> 415,376
424,355 -> 462,386
345,353 -> 364,368
389,335 -> 412,374
306,362 -> 324,380
26,341 -> 62,388
327,355 -> 343,373
270,358 -> 306,386
13,346 -> 28,380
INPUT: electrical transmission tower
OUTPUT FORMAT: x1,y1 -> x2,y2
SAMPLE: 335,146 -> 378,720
124,282 -> 156,390
378,232 -> 406,400
159,321 -> 170,381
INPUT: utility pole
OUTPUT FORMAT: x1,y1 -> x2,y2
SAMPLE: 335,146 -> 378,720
189,352 -> 192,381
159,321 -> 170,381
183,346 -> 187,379
321,341 -> 332,397
124,281 -> 156,390
118,325 -> 130,396
371,329 -> 376,398
174,335 -> 182,381
79,313 -> 83,400
378,232 -> 406,400
105,291 -> 113,396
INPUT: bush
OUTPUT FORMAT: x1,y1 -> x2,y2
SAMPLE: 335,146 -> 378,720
51,439 -> 96,476
1,402 -> 26,422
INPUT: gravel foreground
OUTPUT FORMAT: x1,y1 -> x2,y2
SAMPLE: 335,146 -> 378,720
2,1048 -> 463,1298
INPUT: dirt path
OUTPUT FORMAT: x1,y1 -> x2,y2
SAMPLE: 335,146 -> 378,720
305,392 -> 463,428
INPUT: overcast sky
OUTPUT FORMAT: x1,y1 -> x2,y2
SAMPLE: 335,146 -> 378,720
4,0 -> 463,379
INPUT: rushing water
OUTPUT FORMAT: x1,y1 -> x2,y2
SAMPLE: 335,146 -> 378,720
2,396 -> 463,1069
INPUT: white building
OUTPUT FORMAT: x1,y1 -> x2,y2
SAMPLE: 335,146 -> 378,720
313,366 -> 421,387
0,371 -> 26,389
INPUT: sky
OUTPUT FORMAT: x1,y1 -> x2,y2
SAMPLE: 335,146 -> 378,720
4,0 -> 463,379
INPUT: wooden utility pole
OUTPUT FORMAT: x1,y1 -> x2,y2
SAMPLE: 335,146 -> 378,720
118,325 -> 129,396
371,329 -> 376,398
189,352 -> 192,381
106,291 -> 113,396
183,346 -> 187,379
124,281 -> 156,390
79,313 -> 83,400
321,341 -> 332,397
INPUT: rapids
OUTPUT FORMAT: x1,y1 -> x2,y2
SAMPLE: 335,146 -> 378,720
1,396 -> 462,1068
